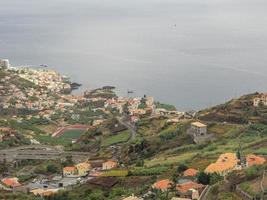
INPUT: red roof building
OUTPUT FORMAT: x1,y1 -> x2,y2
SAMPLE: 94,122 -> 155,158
246,154 -> 266,167
183,168 -> 199,177
152,179 -> 173,191
176,181 -> 204,194
1,177 -> 21,188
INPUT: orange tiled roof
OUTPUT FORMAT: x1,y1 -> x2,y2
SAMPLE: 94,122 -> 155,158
43,190 -> 56,196
104,160 -> 118,166
183,168 -> 199,177
63,166 -> 76,172
153,179 -> 173,190
1,177 -> 21,188
205,153 -> 238,174
191,122 -> 206,128
246,154 -> 266,167
31,189 -> 58,196
176,181 -> 204,194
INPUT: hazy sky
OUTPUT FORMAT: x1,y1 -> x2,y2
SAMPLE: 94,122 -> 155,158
1,0 -> 267,110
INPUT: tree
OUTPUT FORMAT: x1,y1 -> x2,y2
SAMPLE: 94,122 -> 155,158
197,172 -> 210,185
176,164 -> 188,175
63,155 -> 74,167
87,189 -> 105,200
170,174 -> 179,193
47,164 -> 59,174
236,149 -> 241,160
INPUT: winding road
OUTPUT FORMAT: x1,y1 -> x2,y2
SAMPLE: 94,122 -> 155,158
116,116 -> 137,140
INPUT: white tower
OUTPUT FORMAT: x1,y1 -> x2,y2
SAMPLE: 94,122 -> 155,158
0,59 -> 10,69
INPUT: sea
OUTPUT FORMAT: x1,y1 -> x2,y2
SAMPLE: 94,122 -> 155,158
1,0 -> 267,111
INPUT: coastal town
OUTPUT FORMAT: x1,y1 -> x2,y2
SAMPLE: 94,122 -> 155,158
0,59 -> 267,200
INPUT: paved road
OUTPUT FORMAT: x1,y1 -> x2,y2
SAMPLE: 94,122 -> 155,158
199,185 -> 211,200
0,145 -> 91,162
116,116 -> 137,140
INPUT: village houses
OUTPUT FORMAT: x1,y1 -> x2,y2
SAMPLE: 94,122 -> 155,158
63,161 -> 91,177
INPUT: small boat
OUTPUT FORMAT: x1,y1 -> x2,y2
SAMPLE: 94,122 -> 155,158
127,90 -> 134,94
40,64 -> 48,68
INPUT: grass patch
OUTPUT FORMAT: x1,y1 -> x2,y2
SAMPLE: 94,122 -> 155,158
101,169 -> 129,177
101,130 -> 131,147
129,166 -> 168,176
60,128 -> 86,139
35,134 -> 72,145
208,123 -> 240,137
145,152 -> 198,167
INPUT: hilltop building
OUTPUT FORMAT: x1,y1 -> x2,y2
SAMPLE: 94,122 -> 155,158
253,93 -> 267,107
187,122 -> 212,144
0,59 -> 10,69
190,122 -> 207,136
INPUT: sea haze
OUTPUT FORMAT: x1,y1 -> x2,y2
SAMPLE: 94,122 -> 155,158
1,0 -> 267,111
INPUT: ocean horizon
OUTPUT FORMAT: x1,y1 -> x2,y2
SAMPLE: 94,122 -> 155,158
1,0 -> 267,111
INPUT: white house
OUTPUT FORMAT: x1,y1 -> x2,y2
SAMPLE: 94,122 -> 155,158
0,59 -> 10,69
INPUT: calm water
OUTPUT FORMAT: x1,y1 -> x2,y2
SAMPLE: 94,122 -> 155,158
1,0 -> 267,111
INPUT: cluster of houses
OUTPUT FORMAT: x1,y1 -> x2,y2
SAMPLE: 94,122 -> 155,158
105,96 -> 155,120
0,159 -> 120,197
205,152 -> 266,176
0,66 -> 104,122
151,168 -> 204,200
63,162 -> 91,177
15,67 -> 71,93
0,63 -> 173,126
1,60 -> 185,130
0,71 -> 73,115
147,152 -> 266,200
63,160 -> 118,178
104,96 -> 186,124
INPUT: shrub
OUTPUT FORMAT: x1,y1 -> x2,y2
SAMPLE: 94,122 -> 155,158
245,165 -> 262,180
176,164 -> 188,174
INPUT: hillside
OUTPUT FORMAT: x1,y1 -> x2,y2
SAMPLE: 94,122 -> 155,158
1,67 -> 267,199
197,92 -> 267,124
